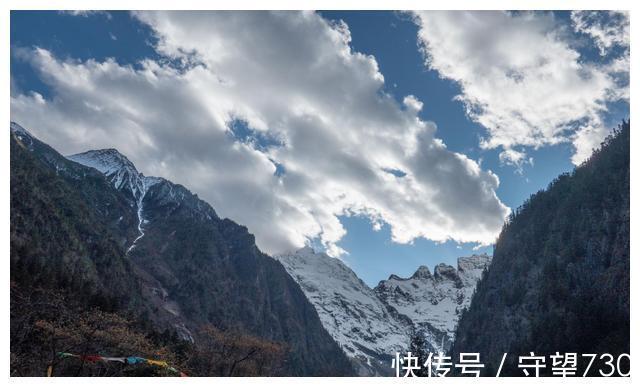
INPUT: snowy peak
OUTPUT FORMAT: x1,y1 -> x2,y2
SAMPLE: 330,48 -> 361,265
275,248 -> 411,376
68,148 -> 139,178
292,245 -> 319,258
457,253 -> 491,272
67,148 -> 161,254
374,254 -> 492,353
434,263 -> 459,282
411,265 -> 433,280
67,149 -> 160,202
276,248 -> 492,375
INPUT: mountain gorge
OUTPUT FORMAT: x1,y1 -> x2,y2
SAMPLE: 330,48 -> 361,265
10,119 -> 629,377
276,248 -> 490,375
10,122 -> 353,376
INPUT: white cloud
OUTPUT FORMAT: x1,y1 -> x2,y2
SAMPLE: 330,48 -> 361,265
403,95 -> 424,113
571,11 -> 629,56
412,11 -> 629,166
11,11 -> 510,257
498,148 -> 532,174
59,10 -> 112,19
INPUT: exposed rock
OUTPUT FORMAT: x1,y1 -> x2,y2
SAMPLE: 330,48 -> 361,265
277,248 -> 490,375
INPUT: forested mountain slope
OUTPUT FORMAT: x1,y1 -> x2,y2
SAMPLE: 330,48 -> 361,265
451,121 -> 630,376
10,122 -> 353,376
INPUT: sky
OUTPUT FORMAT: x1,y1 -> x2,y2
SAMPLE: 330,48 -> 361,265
10,11 -> 629,286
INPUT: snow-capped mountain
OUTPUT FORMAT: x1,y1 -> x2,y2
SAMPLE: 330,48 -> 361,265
375,254 -> 491,354
68,149 -> 160,202
276,247 -> 411,375
276,248 -> 490,376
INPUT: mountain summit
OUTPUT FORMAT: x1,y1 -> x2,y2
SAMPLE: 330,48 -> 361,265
374,254 -> 491,353
68,148 -> 139,178
276,248 -> 490,375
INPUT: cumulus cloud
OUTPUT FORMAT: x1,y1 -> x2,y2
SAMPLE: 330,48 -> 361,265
412,11 -> 629,166
11,11 -> 509,257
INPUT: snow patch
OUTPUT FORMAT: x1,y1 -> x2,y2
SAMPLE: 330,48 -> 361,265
10,122 -> 34,148
67,149 -> 161,253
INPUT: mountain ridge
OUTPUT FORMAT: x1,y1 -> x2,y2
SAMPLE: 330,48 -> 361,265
10,122 -> 354,376
276,248 -> 490,375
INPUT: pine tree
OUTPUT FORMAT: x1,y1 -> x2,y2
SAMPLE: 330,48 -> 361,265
408,330 -> 430,377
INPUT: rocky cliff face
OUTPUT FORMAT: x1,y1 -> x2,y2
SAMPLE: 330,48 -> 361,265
10,122 -> 354,376
276,248 -> 490,375
375,254 -> 491,354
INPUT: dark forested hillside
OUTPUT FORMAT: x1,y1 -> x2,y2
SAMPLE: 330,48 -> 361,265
10,123 -> 353,376
128,172 -> 354,376
451,121 -> 630,376
10,124 -> 143,310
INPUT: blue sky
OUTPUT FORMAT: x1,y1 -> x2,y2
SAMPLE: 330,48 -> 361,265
11,11 -> 629,286
319,11 -> 628,284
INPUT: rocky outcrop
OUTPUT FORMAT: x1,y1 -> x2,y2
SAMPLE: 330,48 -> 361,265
375,254 -> 491,354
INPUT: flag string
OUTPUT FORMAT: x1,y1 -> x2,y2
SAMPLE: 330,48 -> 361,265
51,352 -> 188,377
